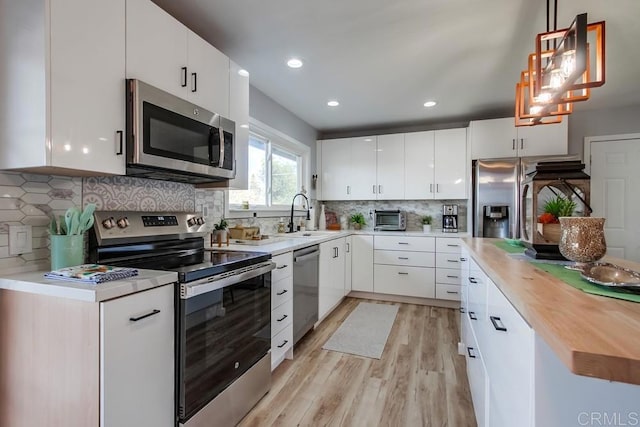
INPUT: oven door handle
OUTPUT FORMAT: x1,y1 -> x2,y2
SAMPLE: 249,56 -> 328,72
180,261 -> 276,299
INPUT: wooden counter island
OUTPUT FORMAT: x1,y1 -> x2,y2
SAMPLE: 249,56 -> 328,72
460,237 -> 640,427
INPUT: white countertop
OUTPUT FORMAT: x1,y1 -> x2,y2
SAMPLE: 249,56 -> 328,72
0,269 -> 178,302
208,229 -> 470,255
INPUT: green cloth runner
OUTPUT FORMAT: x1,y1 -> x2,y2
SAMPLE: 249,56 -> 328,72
493,240 -> 526,254
531,262 -> 640,304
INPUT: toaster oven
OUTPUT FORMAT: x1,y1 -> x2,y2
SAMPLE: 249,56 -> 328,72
374,210 -> 407,231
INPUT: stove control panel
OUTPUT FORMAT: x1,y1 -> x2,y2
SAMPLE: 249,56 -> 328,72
187,216 -> 205,227
141,215 -> 179,227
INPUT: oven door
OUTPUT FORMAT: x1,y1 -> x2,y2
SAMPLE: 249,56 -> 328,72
176,262 -> 273,423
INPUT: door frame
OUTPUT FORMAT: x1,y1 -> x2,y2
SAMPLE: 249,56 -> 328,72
583,133 -> 640,175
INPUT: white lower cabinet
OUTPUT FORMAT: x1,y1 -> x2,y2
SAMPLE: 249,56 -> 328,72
374,264 -> 435,298
100,284 -> 174,427
463,314 -> 488,427
271,252 -> 293,371
435,237 -> 463,302
344,236 -> 353,295
351,235 -> 374,292
319,237 -> 346,320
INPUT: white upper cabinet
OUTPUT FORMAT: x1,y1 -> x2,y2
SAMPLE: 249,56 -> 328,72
405,131 -> 435,199
320,138 -> 351,200
126,0 -> 188,100
0,0 -> 126,175
404,129 -> 467,200
470,117 -> 568,159
126,0 -> 230,115
376,134 -> 405,200
434,128 -> 468,199
225,61 -> 249,189
350,137 -> 377,199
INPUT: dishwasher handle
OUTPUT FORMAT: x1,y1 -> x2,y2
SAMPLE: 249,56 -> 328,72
294,250 -> 320,263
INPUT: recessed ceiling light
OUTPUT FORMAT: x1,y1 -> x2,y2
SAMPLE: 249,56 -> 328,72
327,100 -> 340,107
238,69 -> 249,77
287,58 -> 303,69
423,100 -> 437,107
364,138 -> 373,142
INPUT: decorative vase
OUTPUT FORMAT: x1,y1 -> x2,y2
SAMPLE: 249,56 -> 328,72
319,204 -> 327,230
423,224 -> 432,233
536,222 -> 562,243
352,223 -> 362,230
50,234 -> 84,270
559,217 -> 607,264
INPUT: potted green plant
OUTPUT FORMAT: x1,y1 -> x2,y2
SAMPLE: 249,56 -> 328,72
212,218 -> 228,246
421,215 -> 433,233
350,213 -> 366,230
537,195 -> 576,243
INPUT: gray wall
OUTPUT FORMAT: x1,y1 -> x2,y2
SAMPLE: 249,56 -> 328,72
568,104 -> 640,158
249,85 -> 318,173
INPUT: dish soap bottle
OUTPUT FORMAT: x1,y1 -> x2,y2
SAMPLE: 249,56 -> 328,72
277,218 -> 286,234
319,205 -> 327,230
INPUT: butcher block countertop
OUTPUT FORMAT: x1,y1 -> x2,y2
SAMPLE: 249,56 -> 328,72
463,237 -> 640,385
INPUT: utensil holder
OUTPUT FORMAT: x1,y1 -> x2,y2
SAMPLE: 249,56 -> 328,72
50,234 -> 84,270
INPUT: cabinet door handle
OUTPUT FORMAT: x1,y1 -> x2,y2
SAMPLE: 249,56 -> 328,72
520,138 -> 524,150
446,291 -> 459,294
468,277 -> 478,284
277,340 -> 289,348
129,309 -> 161,322
181,67 -> 188,87
446,275 -> 459,279
276,289 -> 288,296
512,138 -> 516,150
116,130 -> 123,155
191,72 -> 197,92
429,183 -> 433,193
436,184 -> 440,193
276,264 -> 288,269
398,242 -> 409,245
372,185 -> 376,194
346,243 -> 350,253
447,259 -> 459,263
447,244 -> 459,247
460,257 -> 467,261
398,272 -> 409,275
467,347 -> 477,358
277,314 -> 288,322
459,307 -> 466,313
347,185 -> 351,195
490,315 -> 507,332
378,185 -> 382,194
398,257 -> 409,260
468,311 -> 477,320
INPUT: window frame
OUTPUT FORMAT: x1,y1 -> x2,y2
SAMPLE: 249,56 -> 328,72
226,118 -> 310,219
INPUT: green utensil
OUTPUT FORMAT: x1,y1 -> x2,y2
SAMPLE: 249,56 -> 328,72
49,216 -> 58,235
65,208 -> 80,235
78,203 -> 96,233
59,215 -> 68,235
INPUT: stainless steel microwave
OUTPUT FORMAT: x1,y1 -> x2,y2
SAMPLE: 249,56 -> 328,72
374,210 -> 407,231
126,79 -> 235,184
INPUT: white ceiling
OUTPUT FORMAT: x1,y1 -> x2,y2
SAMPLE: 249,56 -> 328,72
152,0 -> 640,133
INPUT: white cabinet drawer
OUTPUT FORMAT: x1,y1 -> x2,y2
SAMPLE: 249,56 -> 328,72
436,283 -> 461,301
271,323 -> 293,371
436,237 -> 463,254
374,235 -> 435,252
373,265 -> 435,298
374,249 -> 435,267
271,276 -> 293,309
271,298 -> 292,338
436,252 -> 462,269
436,267 -> 462,285
272,252 -> 293,282
464,315 -> 488,427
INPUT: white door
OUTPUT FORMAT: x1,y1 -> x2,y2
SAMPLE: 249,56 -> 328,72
187,31 -> 230,116
126,0 -> 188,98
321,139 -> 350,200
376,134 -> 405,200
434,128 -> 468,199
50,0 -> 126,174
350,137 -> 377,200
404,131 -> 435,200
590,137 -> 640,261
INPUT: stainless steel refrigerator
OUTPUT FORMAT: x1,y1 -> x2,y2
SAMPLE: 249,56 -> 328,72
472,155 -> 580,239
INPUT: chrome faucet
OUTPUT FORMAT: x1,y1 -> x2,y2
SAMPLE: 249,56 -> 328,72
289,193 -> 311,233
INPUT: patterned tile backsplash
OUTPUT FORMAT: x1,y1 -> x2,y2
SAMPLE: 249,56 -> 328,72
83,176 -> 195,211
321,199 -> 468,232
0,171 -> 82,274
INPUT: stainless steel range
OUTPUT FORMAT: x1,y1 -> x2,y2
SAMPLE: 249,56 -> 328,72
89,211 -> 274,427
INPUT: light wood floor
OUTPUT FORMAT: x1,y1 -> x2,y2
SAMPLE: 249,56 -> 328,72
239,298 -> 477,427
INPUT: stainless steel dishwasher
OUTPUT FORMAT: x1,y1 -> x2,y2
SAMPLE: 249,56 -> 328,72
293,245 -> 320,344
